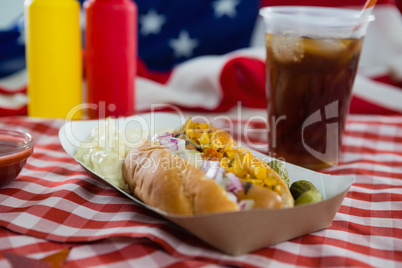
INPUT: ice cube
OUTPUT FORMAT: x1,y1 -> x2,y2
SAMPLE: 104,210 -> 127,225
268,35 -> 304,63
304,38 -> 349,59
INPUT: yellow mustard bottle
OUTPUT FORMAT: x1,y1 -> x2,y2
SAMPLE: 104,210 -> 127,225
24,0 -> 82,119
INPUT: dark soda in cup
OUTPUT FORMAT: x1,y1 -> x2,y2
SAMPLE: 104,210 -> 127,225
266,35 -> 363,169
259,6 -> 374,169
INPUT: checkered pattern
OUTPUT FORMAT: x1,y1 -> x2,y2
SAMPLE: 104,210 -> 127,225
0,113 -> 401,267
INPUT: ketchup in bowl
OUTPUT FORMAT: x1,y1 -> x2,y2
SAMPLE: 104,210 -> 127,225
0,129 -> 34,188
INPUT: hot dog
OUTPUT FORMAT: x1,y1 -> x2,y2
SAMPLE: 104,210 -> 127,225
181,118 -> 294,208
123,141 -> 239,215
122,127 -> 294,215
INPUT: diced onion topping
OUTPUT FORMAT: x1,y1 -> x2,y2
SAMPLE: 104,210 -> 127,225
225,172 -> 242,194
152,132 -> 179,152
238,199 -> 255,211
201,160 -> 242,194
201,161 -> 225,185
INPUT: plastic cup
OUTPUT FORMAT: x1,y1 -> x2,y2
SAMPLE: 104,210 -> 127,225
259,6 -> 374,170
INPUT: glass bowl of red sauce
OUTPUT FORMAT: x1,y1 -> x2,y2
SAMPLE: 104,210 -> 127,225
0,129 -> 34,188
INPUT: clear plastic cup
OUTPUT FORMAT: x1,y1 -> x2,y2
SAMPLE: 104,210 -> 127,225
259,6 -> 374,170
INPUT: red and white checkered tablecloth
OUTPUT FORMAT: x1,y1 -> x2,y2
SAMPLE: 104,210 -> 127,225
0,113 -> 401,267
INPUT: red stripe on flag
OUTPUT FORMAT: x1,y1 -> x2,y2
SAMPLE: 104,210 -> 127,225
0,86 -> 26,95
220,57 -> 267,110
349,96 -> 401,115
0,106 -> 27,117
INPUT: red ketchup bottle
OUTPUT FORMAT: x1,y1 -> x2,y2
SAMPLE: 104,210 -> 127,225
84,0 -> 137,119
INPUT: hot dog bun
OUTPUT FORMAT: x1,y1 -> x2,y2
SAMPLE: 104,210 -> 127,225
237,180 -> 283,209
122,141 -> 239,215
122,141 -> 291,215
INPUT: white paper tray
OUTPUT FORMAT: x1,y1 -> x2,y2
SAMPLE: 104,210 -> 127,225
59,112 -> 354,255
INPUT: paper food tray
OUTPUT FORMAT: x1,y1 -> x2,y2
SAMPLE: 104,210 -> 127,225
59,112 -> 354,256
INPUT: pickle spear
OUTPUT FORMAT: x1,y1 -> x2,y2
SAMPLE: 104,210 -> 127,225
268,160 -> 289,188
294,189 -> 323,205
290,180 -> 323,205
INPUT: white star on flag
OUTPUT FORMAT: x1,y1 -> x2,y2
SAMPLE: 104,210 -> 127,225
169,30 -> 199,58
212,0 -> 240,18
140,9 -> 166,35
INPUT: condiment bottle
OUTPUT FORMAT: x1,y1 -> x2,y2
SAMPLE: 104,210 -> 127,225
84,0 -> 137,119
24,0 -> 82,119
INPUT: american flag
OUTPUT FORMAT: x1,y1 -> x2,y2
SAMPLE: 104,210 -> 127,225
136,0 -> 260,71
0,0 -> 402,116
